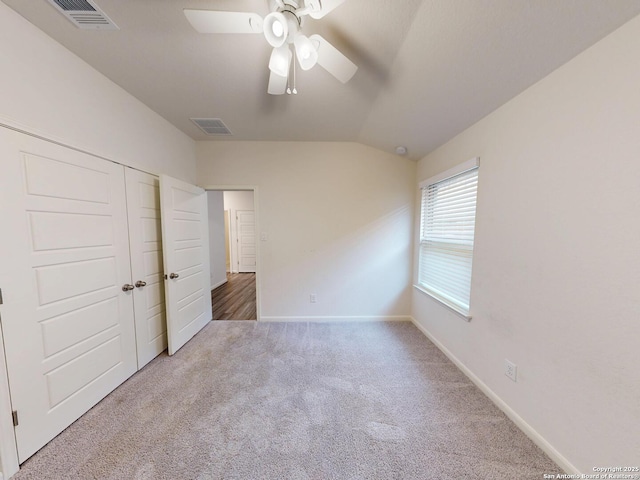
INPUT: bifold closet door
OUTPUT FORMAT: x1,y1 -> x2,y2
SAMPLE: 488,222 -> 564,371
0,128 -> 138,462
124,168 -> 167,369
159,175 -> 212,355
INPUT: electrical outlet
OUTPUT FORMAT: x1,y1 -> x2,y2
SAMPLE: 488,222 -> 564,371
505,359 -> 517,382
310,293 -> 317,303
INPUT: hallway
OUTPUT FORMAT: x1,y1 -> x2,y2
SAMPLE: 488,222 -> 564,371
211,273 -> 256,320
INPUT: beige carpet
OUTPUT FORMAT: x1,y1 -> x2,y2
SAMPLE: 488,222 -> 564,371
14,321 -> 559,479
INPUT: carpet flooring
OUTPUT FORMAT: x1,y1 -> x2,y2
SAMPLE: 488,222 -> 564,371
14,321 -> 559,479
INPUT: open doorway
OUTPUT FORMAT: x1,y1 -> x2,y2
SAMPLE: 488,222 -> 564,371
206,189 -> 258,320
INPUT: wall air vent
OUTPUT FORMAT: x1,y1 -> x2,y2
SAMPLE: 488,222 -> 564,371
190,118 -> 233,136
47,0 -> 119,30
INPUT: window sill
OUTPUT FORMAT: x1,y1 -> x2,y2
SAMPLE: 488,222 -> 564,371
413,285 -> 472,322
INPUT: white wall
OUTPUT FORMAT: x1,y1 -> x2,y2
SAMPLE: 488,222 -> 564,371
0,3 -> 196,182
224,191 -> 255,273
223,191 -> 255,210
412,15 -> 640,473
198,142 -> 416,321
207,191 -> 227,289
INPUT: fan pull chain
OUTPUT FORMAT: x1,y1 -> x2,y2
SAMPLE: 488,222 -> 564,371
292,52 -> 298,95
286,69 -> 292,94
286,46 -> 293,95
286,47 -> 298,95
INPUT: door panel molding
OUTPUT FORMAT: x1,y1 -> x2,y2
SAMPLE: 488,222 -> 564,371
0,128 -> 137,463
237,210 -> 256,273
160,175 -> 212,356
125,168 -> 168,370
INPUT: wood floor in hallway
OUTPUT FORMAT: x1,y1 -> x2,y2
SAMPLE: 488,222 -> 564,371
211,273 -> 256,320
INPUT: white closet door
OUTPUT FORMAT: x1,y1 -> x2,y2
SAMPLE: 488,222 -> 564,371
125,168 -> 167,369
0,128 -> 137,462
159,175 -> 212,355
237,210 -> 256,273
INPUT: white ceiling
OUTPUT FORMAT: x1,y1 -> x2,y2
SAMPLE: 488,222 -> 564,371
4,0 -> 640,159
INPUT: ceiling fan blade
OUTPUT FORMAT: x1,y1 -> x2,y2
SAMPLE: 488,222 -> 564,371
309,34 -> 357,83
268,71 -> 288,95
309,0 -> 347,19
184,9 -> 263,34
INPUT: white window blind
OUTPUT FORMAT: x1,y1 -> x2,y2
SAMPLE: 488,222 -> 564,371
419,164 -> 478,315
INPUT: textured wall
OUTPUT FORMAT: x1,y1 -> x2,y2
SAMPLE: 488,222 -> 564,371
197,141 -> 416,321
207,191 -> 227,288
413,15 -> 640,473
0,3 -> 196,182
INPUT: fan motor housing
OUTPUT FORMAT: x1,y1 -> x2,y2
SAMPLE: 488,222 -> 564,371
272,0 -> 301,10
276,0 -> 305,25
281,10 -> 302,42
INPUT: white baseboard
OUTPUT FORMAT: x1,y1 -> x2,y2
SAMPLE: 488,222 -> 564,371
210,278 -> 228,291
260,315 -> 412,323
409,317 -> 580,476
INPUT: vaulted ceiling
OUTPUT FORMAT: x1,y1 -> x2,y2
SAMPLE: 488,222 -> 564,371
4,0 -> 640,159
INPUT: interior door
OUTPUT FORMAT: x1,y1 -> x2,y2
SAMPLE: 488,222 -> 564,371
124,168 -> 167,369
159,175 -> 212,355
237,210 -> 256,273
224,210 -> 231,272
0,128 -> 137,462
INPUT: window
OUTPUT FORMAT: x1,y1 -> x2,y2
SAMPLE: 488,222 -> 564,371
417,158 -> 479,318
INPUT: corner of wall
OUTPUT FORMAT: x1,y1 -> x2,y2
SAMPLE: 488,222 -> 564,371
409,317 -> 579,475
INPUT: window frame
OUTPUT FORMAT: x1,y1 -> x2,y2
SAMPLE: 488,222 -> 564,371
415,157 -> 480,321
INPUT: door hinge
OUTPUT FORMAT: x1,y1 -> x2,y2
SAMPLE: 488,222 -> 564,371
12,410 -> 18,427
0,288 -> 3,305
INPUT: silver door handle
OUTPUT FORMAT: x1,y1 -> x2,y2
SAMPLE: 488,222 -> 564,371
135,281 -> 147,288
122,284 -> 134,292
169,273 -> 179,279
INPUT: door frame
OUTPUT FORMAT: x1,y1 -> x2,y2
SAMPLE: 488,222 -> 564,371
205,185 -> 261,322
224,209 -> 232,273
0,126 -> 20,478
0,325 -> 19,477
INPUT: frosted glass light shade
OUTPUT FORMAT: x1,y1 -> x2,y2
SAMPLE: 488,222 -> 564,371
294,34 -> 318,71
264,12 -> 288,48
268,45 -> 292,78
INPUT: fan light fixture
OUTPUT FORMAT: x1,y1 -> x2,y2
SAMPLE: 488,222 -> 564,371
184,0 -> 358,95
264,12 -> 289,48
269,44 -> 292,77
294,34 -> 318,70
272,19 -> 284,37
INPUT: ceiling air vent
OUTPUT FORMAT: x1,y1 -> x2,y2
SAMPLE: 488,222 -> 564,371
190,118 -> 233,136
47,0 -> 118,30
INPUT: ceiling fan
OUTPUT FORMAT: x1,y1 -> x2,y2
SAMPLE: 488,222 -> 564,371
184,0 -> 358,95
